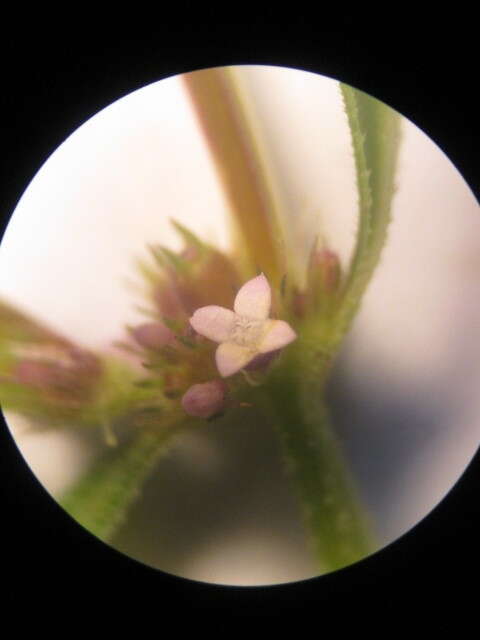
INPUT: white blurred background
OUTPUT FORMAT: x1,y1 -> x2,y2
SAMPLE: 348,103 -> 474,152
0,66 -> 479,585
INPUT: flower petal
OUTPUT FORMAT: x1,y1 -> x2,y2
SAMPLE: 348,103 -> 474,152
257,319 -> 297,353
189,306 -> 236,343
233,273 -> 271,320
215,342 -> 255,377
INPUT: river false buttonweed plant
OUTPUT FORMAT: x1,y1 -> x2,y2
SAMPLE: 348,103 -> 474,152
0,67 -> 401,578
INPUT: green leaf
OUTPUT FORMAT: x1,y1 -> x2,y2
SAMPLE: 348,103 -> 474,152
0,299 -> 72,346
330,84 -> 402,346
148,244 -> 189,275
59,415 -> 187,541
170,218 -> 204,249
133,256 -> 160,286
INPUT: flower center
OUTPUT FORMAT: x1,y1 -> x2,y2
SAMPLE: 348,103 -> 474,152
231,316 -> 264,348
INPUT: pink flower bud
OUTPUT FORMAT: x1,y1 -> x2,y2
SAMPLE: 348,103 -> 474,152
181,245 -> 200,261
291,288 -> 308,318
311,249 -> 341,294
13,347 -> 102,406
132,322 -> 176,350
68,347 -> 102,378
154,282 -> 186,319
181,379 -> 228,419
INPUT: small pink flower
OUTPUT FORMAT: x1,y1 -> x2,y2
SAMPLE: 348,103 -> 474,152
189,274 -> 297,377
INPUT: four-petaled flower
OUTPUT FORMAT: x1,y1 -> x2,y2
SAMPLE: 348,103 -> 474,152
189,274 -> 297,377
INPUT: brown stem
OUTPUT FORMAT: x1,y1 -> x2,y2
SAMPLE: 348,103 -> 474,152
183,67 -> 285,288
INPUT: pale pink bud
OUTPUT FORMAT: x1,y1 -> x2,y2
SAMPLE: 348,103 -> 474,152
11,344 -> 101,409
181,379 -> 228,419
68,347 -> 102,378
311,249 -> 341,294
181,245 -> 200,261
154,282 -> 186,319
132,322 -> 175,350
291,288 -> 308,318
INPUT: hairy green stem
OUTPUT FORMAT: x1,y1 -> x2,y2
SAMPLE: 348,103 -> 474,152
59,414 -> 188,541
262,353 -> 375,571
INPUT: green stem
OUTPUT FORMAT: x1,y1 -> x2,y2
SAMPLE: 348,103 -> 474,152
59,414 -> 188,541
262,361 -> 375,571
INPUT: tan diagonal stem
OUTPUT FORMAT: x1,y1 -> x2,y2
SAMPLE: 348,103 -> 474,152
183,67 -> 285,288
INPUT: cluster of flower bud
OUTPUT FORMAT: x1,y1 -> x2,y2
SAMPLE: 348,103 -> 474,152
11,343 -> 102,407
151,221 -> 241,323
132,222 -> 300,421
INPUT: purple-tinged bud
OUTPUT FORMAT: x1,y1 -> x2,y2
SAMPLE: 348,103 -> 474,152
181,379 -> 228,419
68,347 -> 102,378
193,250 -> 240,310
132,322 -> 176,350
152,243 -> 240,319
304,246 -> 342,314
181,245 -> 200,262
291,288 -> 308,319
311,249 -> 341,295
154,281 -> 186,319
176,250 -> 240,315
13,346 -> 102,406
